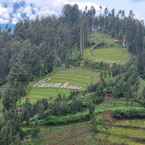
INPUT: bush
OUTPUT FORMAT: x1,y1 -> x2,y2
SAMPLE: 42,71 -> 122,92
49,96 -> 85,116
112,108 -> 145,119
84,61 -> 111,71
22,127 -> 40,138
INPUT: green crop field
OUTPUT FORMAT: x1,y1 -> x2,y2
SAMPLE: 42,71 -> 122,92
48,67 -> 99,88
25,88 -> 71,103
26,67 -> 100,102
83,32 -> 130,64
98,119 -> 145,145
84,47 -> 130,64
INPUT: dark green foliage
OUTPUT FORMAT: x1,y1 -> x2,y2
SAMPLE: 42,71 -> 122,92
0,59 -> 30,145
112,108 -> 145,119
92,117 -> 107,133
21,99 -> 49,124
111,63 -> 125,77
41,95 -> 85,116
112,61 -> 139,99
22,127 -> 40,138
136,87 -> 145,107
22,101 -> 34,124
20,93 -> 86,126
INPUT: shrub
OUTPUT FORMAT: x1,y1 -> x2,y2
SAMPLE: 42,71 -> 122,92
49,96 -> 85,116
112,108 -> 145,119
22,127 -> 40,138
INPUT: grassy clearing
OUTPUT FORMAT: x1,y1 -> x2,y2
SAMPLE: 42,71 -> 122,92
84,47 -> 130,64
27,67 -> 99,102
48,67 -> 99,88
25,88 -> 70,103
84,32 -> 130,64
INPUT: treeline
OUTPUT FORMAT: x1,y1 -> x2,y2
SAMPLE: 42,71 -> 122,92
1,4 -> 145,84
0,4 -> 81,85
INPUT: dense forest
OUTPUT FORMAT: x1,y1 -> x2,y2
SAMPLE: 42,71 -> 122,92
1,4 -> 145,145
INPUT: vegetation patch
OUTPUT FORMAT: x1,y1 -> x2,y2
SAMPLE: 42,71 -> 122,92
112,108 -> 145,119
84,47 -> 130,64
31,111 -> 90,126
48,67 -> 99,89
26,88 -> 71,103
83,32 -> 130,64
114,119 -> 145,129
27,67 -> 99,102
88,32 -> 120,48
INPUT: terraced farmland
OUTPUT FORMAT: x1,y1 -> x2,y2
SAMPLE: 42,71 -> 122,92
26,88 -> 71,103
26,67 -> 100,102
31,122 -> 145,145
99,119 -> 145,145
48,67 -> 99,88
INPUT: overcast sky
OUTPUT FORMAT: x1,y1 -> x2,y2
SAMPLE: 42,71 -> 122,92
0,0 -> 145,20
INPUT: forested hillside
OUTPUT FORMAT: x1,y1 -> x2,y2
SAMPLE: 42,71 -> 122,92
1,3 -> 145,145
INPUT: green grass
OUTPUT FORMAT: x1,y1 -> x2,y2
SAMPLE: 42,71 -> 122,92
101,123 -> 145,145
115,119 -> 145,128
95,99 -> 143,114
48,67 -> 99,88
109,127 -> 145,139
89,32 -> 119,48
84,32 -> 130,64
26,67 -> 99,102
84,47 -> 130,64
24,88 -> 70,103
104,133 -> 145,145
